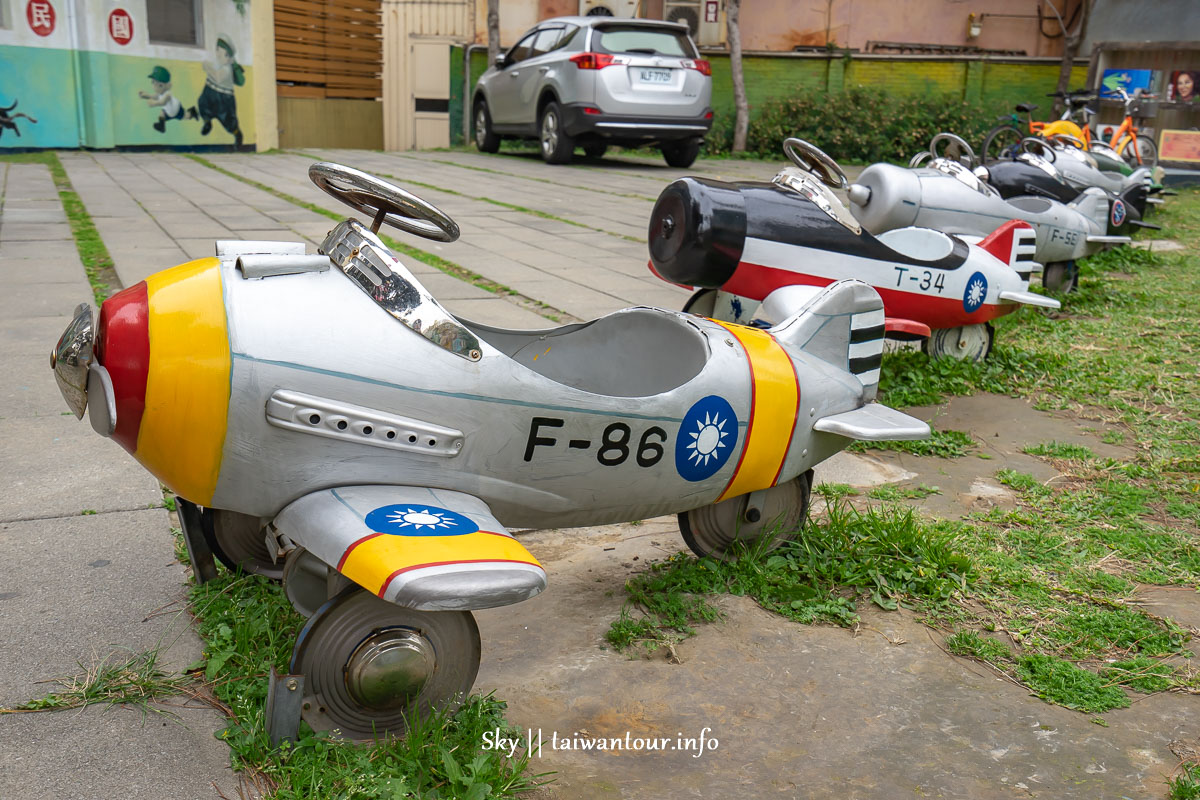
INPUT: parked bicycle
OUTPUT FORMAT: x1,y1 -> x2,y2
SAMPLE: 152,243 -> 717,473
981,90 -> 1095,163
1102,87 -> 1158,169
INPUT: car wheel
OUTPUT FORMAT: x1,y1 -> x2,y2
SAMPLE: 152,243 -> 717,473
539,102 -> 574,164
473,99 -> 500,153
662,139 -> 700,168
583,142 -> 608,159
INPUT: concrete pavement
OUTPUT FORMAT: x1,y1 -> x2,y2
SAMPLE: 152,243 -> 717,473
0,161 -> 239,799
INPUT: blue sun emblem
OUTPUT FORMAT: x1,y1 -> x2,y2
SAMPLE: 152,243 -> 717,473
675,395 -> 738,482
1111,198 -> 1127,227
963,271 -> 988,313
365,504 -> 479,536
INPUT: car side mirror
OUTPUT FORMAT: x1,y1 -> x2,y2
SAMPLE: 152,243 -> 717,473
494,53 -> 507,69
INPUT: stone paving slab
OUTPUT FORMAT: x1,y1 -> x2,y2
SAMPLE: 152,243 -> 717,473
0,704 -> 238,800
0,509 -> 200,706
0,255 -> 88,285
0,315 -> 85,419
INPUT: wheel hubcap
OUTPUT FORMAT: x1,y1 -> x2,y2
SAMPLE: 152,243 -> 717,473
344,628 -> 435,711
475,109 -> 486,146
542,113 -> 558,155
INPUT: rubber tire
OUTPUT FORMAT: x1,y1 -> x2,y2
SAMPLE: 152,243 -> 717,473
473,99 -> 500,154
1042,260 -> 1079,293
981,125 -> 1023,164
1118,135 -> 1157,170
681,288 -> 716,316
922,323 -> 994,362
678,472 -> 812,561
539,102 -> 574,164
662,139 -> 701,168
583,142 -> 608,159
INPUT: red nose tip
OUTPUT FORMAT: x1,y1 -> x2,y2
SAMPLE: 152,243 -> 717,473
95,282 -> 150,454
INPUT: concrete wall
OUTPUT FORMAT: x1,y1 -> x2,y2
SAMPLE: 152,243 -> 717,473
0,0 -> 261,149
468,0 -> 1070,55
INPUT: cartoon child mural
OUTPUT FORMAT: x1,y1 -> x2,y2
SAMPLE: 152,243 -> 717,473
138,66 -> 184,133
0,99 -> 38,139
186,34 -> 246,147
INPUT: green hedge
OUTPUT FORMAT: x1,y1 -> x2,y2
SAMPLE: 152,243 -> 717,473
704,88 -> 1004,164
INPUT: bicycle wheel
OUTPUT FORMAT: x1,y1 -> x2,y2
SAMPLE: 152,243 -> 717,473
981,125 -> 1023,164
1117,134 -> 1157,169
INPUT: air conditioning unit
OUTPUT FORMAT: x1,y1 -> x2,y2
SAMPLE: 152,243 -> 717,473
579,0 -> 638,17
664,0 -> 724,47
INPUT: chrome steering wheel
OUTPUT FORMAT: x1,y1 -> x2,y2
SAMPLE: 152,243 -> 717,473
1047,132 -> 1085,150
783,138 -> 849,190
908,151 -> 933,168
929,133 -> 977,167
1020,137 -> 1056,163
309,162 -> 460,242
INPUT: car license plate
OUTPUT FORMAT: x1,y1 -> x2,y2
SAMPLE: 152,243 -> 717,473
639,68 -> 671,84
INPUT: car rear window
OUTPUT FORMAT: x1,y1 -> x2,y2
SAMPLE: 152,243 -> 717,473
592,25 -> 697,58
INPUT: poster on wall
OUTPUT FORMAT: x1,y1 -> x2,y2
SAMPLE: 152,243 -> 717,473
1159,130 -> 1200,162
1100,68 -> 1155,97
1167,71 -> 1197,104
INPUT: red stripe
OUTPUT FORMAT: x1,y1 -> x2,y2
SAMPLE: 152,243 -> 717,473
377,558 -> 538,598
723,261 -> 1014,329
97,282 -> 150,455
337,532 -> 382,571
718,329 -> 754,499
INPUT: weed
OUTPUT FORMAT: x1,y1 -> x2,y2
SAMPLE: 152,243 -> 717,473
6,649 -> 188,714
946,630 -> 1012,665
80,509 -> 97,515
1099,656 -> 1175,693
851,428 -> 974,458
1170,764 -> 1200,800
1024,441 -> 1095,460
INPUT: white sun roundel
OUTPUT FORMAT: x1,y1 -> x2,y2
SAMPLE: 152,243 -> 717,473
365,503 -> 479,536
962,271 -> 988,313
687,412 -> 730,466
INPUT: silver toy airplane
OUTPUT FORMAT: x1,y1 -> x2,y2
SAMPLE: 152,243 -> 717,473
51,163 -> 928,738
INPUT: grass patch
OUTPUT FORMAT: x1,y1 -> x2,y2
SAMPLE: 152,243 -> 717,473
608,498 -> 972,653
1,151 -> 120,304
867,484 -> 942,501
1015,654 -> 1130,712
1170,764 -> 1200,800
946,630 -> 1013,665
184,154 -> 568,323
1024,441 -> 1095,460
1099,656 -> 1175,693
851,428 -> 974,458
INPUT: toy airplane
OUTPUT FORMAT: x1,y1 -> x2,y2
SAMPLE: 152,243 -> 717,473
51,162 -> 928,739
647,138 -> 1060,362
850,134 -> 1132,292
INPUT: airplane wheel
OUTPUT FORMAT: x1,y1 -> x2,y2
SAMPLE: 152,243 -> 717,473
1042,260 -> 1079,293
678,472 -> 811,561
682,288 -> 716,316
924,323 -> 993,362
291,588 -> 480,740
204,509 -> 283,580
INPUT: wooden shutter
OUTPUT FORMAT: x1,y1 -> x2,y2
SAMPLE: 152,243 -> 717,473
275,0 -> 383,99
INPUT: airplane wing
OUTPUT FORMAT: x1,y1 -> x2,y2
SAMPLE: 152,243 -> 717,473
273,485 -> 545,611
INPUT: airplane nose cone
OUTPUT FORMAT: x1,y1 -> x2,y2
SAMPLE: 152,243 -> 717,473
96,282 -> 150,455
648,177 -> 747,289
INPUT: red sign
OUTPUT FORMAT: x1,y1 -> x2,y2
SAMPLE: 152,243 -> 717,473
704,0 -> 719,23
26,0 -> 55,36
1159,129 -> 1200,163
108,9 -> 133,45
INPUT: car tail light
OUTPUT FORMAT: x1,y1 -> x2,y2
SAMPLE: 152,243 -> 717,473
682,59 -> 711,76
582,107 -> 601,115
570,52 -> 621,70
705,111 -> 714,119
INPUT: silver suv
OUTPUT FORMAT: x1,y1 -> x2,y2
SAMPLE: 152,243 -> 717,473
472,16 -> 713,167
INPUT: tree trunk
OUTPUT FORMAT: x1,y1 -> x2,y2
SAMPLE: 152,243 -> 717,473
727,0 -> 748,153
487,0 -> 501,65
1054,0 -> 1091,115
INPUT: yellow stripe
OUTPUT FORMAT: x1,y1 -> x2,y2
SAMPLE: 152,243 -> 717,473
139,258 -> 231,505
714,321 -> 800,502
341,532 -> 543,597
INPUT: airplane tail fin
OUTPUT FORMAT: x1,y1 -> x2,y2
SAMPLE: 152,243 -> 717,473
977,220 -> 1038,275
757,280 -> 885,401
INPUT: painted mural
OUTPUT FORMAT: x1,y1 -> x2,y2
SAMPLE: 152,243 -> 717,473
0,0 -> 255,149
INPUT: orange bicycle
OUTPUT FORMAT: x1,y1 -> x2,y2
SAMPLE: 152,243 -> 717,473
981,90 -> 1095,163
1102,87 -> 1158,168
